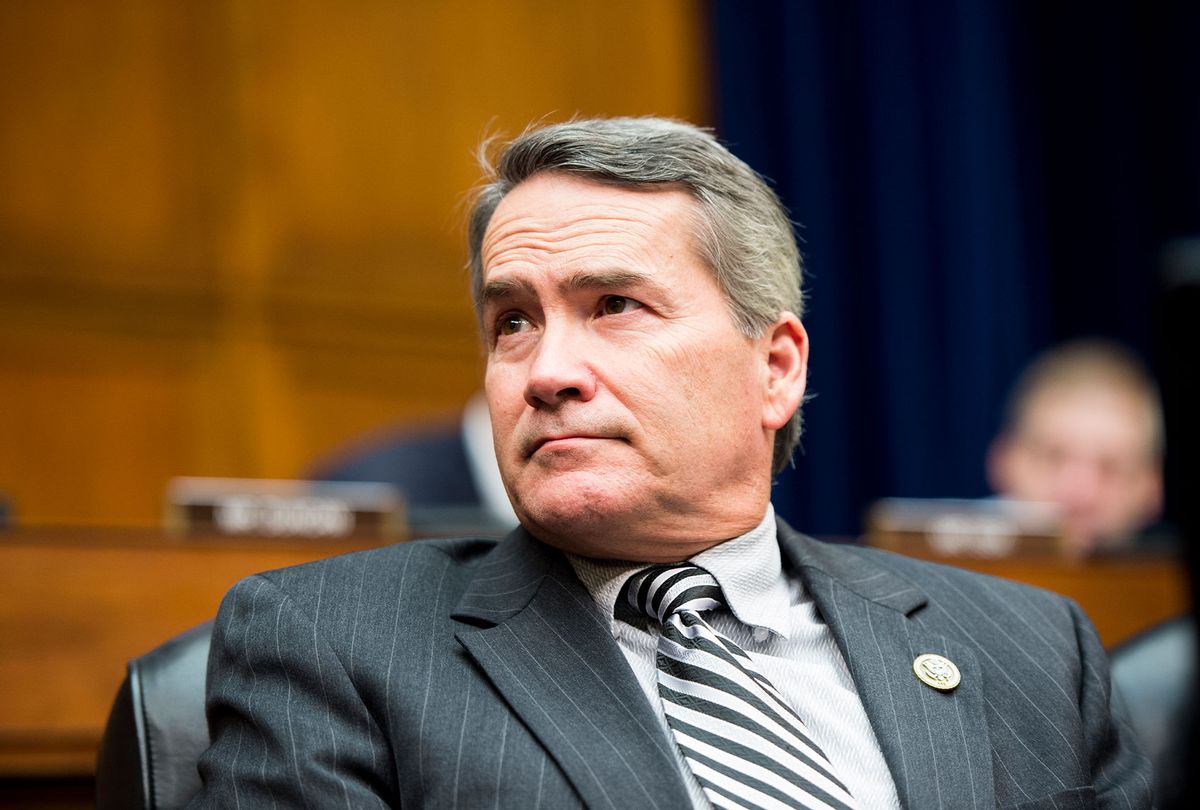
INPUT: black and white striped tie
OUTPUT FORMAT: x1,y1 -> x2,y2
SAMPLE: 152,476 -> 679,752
622,564 -> 858,810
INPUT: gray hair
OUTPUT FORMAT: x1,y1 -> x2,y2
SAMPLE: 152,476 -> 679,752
467,116 -> 805,473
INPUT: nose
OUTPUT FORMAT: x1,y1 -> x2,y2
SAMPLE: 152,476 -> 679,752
523,325 -> 597,408
1055,457 -> 1103,505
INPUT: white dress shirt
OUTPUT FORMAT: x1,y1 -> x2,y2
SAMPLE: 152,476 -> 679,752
567,505 -> 901,809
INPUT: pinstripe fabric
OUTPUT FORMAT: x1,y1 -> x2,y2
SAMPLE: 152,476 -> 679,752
786,529 -> 1152,809
623,564 -> 858,810
189,520 -> 1152,809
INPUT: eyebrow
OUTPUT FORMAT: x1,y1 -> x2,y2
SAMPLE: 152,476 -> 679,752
479,268 -> 668,310
478,277 -> 536,311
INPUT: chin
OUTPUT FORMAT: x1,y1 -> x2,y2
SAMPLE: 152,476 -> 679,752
517,466 -> 643,514
513,488 -> 724,564
520,485 -> 638,532
512,476 -> 651,556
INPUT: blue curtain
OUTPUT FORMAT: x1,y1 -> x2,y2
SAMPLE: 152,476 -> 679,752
714,1 -> 1040,535
712,1 -> 1200,536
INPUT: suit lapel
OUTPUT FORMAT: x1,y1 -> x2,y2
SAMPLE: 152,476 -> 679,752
451,528 -> 690,810
778,522 -> 996,809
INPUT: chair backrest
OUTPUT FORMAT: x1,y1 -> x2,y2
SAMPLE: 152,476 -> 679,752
95,621 -> 213,810
1109,615 -> 1196,809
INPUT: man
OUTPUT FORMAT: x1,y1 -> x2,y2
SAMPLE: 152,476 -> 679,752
988,339 -> 1165,557
191,118 -> 1151,808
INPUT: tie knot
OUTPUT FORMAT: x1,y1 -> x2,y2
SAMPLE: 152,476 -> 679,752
621,564 -> 725,625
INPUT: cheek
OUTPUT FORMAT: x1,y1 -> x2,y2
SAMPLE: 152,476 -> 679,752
485,368 -> 521,428
631,341 -> 762,429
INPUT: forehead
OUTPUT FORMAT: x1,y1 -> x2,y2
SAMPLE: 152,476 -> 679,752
1020,384 -> 1154,455
480,173 -> 701,274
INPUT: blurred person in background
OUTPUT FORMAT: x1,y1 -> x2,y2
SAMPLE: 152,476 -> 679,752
988,339 -> 1165,557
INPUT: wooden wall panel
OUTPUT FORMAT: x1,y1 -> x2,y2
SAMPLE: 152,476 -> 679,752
0,0 -> 709,526
0,1 -> 225,282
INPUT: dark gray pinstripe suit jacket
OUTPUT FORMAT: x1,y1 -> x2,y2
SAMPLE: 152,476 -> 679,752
190,519 -> 1152,809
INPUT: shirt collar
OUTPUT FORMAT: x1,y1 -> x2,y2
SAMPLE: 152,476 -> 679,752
566,504 -> 793,640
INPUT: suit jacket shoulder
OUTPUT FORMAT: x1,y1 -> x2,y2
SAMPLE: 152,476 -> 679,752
241,536 -> 501,625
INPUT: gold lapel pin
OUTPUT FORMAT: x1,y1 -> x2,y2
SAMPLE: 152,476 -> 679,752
912,653 -> 961,691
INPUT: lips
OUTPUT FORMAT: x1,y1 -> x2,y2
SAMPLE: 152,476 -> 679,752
527,434 -> 601,457
521,429 -> 626,458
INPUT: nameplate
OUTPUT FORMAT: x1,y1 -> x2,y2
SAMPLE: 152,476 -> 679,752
866,498 -> 1065,558
165,477 -> 405,540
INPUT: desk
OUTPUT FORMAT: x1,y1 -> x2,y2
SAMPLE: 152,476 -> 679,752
874,549 -> 1189,648
0,527 -> 389,778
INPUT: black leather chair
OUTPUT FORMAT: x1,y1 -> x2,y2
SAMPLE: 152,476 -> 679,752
1109,615 -> 1196,810
95,621 -> 214,810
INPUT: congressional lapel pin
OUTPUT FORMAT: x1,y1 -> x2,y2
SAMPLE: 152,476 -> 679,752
912,653 -> 961,692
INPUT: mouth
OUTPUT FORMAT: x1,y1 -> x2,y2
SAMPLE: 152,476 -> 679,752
524,433 -> 622,458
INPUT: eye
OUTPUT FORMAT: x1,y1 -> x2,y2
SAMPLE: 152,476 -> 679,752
495,313 -> 532,338
599,295 -> 644,316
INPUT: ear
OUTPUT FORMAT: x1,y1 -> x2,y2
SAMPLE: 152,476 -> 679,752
1137,463 -> 1164,525
985,436 -> 1012,494
761,312 -> 809,431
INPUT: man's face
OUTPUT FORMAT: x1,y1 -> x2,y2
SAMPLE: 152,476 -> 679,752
989,384 -> 1162,555
479,173 -> 805,561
